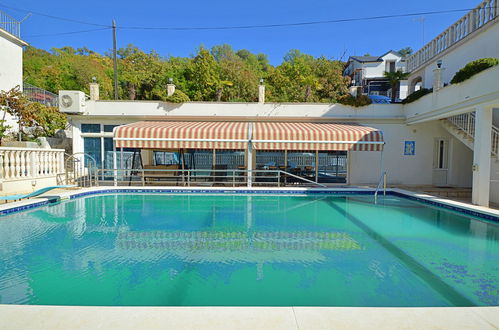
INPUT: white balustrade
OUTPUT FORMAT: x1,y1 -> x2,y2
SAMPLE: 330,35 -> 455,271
407,0 -> 497,72
0,148 -> 65,182
447,111 -> 498,156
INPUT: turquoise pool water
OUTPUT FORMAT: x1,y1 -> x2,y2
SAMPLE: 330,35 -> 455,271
0,193 -> 497,306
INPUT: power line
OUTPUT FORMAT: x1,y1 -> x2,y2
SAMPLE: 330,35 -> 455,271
24,27 -> 111,38
0,3 -> 473,36
118,8 -> 473,31
0,2 -> 109,27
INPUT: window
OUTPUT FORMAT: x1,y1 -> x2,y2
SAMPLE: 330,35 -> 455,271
256,151 -> 285,169
385,61 -> 396,73
83,137 -> 102,168
81,124 -> 101,133
317,151 -> 347,183
216,150 -> 245,169
154,151 -> 180,166
104,125 -> 118,133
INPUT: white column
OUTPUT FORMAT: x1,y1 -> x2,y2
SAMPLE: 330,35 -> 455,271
247,143 -> 253,188
247,123 -> 253,188
472,106 -> 492,206
113,142 -> 118,186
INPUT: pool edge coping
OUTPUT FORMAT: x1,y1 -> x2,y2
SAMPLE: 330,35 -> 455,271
1,186 -> 498,222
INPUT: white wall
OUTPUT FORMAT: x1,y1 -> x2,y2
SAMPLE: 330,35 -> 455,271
404,65 -> 499,124
0,30 -> 27,133
447,138 -> 473,187
349,121 -> 471,186
489,159 -> 499,204
408,22 -> 499,90
0,31 -> 23,92
81,100 -> 405,119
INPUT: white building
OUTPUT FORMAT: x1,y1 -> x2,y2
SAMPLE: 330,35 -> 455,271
0,11 -> 28,131
62,0 -> 499,207
406,0 -> 499,93
0,12 -> 27,93
343,50 -> 408,100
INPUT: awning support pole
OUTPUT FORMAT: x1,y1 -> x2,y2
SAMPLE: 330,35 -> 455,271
379,149 -> 384,175
247,122 -> 253,188
120,147 -> 124,181
247,142 -> 253,188
113,141 -> 117,186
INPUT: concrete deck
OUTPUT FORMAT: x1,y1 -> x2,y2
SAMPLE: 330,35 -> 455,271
0,306 -> 498,329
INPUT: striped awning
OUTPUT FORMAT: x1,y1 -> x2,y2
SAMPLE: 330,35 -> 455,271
114,121 -> 249,150
251,122 -> 384,151
113,121 -> 384,151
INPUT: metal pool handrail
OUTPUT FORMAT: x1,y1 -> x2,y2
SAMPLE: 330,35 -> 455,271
278,170 -> 327,187
374,171 -> 387,204
89,168 -> 328,188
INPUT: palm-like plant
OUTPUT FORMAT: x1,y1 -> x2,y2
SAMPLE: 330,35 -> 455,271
384,70 -> 409,102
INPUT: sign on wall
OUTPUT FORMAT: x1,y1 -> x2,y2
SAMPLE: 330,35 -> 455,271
404,141 -> 416,155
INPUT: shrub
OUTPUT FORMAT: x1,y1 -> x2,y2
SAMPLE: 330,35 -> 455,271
401,88 -> 432,104
450,58 -> 499,84
337,94 -> 372,107
164,89 -> 191,103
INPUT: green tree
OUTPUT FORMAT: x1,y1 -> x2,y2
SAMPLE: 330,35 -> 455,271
398,47 -> 413,57
23,44 -> 351,104
118,44 -> 164,100
383,70 -> 410,102
185,47 -> 221,101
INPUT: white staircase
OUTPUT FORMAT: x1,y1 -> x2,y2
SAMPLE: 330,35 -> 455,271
441,112 -> 499,156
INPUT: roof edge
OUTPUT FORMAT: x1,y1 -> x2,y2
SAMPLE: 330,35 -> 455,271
0,28 -> 28,47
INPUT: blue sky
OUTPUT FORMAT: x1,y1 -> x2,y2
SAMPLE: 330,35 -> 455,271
2,0 -> 476,64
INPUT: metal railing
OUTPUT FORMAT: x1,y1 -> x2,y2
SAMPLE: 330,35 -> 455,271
23,83 -> 59,107
83,168 -> 327,188
65,153 -> 98,187
374,171 -> 387,204
406,0 -> 498,72
446,111 -> 499,156
447,112 -> 476,139
0,10 -> 20,38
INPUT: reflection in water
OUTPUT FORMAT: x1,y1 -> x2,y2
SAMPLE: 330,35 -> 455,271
0,194 -> 497,306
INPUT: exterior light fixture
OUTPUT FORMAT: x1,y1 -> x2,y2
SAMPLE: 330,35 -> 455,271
437,60 -> 442,68
259,78 -> 264,85
168,77 -> 174,84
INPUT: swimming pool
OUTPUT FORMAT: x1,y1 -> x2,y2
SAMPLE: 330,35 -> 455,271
0,192 -> 497,306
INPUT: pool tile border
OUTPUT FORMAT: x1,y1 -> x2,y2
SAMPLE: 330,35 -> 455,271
1,187 -> 499,223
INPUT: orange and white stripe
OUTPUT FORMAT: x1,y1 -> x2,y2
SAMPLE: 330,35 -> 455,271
251,122 -> 384,151
114,121 -> 249,150
114,121 -> 384,151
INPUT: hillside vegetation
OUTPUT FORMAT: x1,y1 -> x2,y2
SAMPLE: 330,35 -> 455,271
23,44 -> 350,103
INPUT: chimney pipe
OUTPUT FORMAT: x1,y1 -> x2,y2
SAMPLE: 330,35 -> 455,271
167,77 -> 176,97
89,77 -> 100,100
258,78 -> 265,104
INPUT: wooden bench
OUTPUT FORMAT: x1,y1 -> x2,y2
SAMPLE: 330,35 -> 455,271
141,165 -> 180,185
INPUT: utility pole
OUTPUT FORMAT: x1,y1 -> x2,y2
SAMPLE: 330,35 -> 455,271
414,16 -> 426,47
112,20 -> 119,100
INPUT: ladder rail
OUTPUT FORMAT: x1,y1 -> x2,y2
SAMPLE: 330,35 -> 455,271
374,171 -> 387,204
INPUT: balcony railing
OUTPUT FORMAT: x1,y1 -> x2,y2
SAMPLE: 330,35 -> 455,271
406,0 -> 498,72
23,83 -> 59,107
446,112 -> 499,156
0,147 -> 65,181
0,10 -> 20,39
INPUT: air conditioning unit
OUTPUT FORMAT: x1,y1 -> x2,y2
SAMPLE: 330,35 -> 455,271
59,91 -> 86,114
